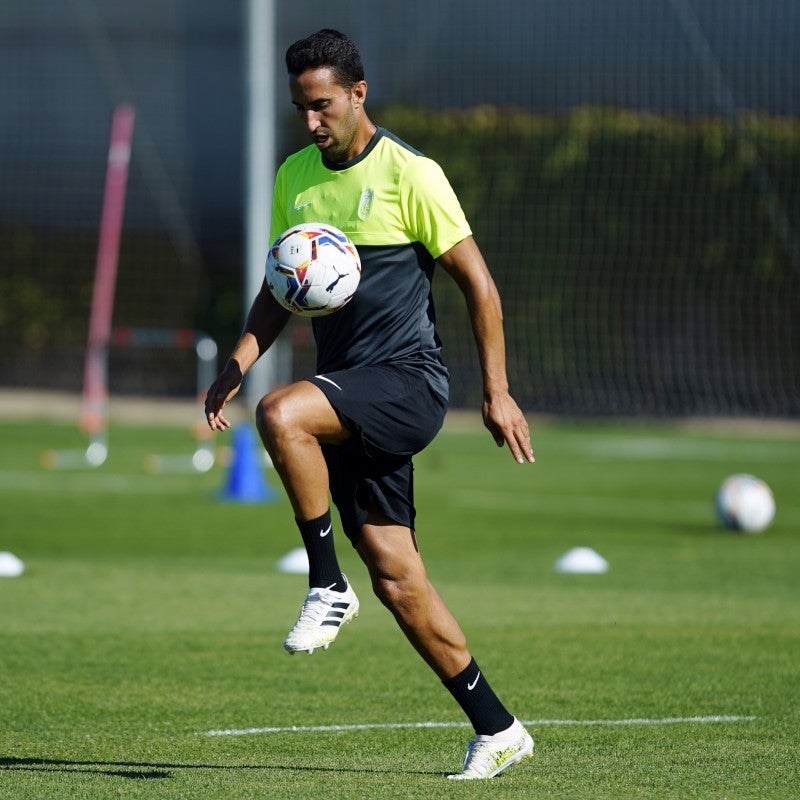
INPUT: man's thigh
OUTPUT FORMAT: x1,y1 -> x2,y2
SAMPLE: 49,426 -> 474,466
305,363 -> 447,458
261,379 -> 351,445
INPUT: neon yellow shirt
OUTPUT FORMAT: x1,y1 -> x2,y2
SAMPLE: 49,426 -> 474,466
270,127 -> 471,381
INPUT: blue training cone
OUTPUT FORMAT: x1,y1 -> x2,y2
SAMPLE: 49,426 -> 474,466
219,423 -> 277,503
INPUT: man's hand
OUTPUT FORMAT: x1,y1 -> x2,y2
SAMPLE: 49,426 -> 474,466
482,392 -> 535,465
437,238 -> 535,466
204,359 -> 244,431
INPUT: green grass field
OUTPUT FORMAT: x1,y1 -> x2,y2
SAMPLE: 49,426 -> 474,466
0,414 -> 798,799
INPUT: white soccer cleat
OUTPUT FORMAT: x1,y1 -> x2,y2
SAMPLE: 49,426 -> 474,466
447,718 -> 534,780
283,577 -> 359,654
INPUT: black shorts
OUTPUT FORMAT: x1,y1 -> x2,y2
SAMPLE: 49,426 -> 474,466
306,362 -> 448,543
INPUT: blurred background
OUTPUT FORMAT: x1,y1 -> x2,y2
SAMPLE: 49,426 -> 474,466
1,0 -> 798,417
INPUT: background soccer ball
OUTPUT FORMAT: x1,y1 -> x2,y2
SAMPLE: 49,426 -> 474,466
715,473 -> 776,534
266,223 -> 361,317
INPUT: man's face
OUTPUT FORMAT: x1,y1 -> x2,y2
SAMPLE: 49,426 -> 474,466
289,67 -> 364,163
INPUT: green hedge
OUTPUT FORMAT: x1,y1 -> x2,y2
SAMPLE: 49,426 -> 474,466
376,106 -> 800,415
3,106 -> 799,414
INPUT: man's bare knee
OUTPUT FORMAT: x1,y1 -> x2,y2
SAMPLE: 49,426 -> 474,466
256,382 -> 349,451
368,574 -> 431,627
255,392 -> 287,441
370,569 -> 430,622
372,573 -> 402,609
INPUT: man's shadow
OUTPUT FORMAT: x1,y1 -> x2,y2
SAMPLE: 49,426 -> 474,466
0,757 -> 174,780
0,755 -> 440,780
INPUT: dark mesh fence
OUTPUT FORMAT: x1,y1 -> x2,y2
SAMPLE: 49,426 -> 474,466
1,1 -> 798,416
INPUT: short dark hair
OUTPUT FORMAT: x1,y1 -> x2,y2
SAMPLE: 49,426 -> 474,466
285,29 -> 365,88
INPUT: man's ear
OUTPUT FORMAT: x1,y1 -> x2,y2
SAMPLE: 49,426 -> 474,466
352,80 -> 368,106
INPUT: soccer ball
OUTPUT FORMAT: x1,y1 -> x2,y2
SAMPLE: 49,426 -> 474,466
266,223 -> 361,317
715,474 -> 775,534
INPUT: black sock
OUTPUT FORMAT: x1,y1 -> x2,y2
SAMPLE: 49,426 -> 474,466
295,510 -> 346,592
442,658 -> 515,736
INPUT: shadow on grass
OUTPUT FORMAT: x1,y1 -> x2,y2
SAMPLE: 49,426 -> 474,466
0,757 -> 173,780
0,756 -> 442,780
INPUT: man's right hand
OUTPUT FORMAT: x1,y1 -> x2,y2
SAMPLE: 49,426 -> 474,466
204,359 -> 244,431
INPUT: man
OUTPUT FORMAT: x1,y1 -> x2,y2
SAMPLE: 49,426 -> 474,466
205,29 -> 534,780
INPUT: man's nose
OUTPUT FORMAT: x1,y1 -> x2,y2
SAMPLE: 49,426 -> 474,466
302,110 -> 321,133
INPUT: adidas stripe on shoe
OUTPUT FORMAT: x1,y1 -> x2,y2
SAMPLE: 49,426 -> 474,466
283,576 -> 359,654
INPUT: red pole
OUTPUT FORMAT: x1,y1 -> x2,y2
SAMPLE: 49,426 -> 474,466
79,104 -> 135,435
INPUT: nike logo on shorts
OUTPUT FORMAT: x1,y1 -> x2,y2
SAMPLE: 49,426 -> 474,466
315,374 -> 342,391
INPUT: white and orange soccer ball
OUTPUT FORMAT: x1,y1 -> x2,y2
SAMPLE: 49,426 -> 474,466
266,223 -> 361,317
715,473 -> 776,534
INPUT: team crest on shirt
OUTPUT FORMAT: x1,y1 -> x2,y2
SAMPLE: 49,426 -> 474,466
292,194 -> 312,213
358,188 -> 374,220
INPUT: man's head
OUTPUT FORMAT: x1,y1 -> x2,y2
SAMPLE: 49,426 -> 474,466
286,30 -> 373,163
285,29 -> 365,89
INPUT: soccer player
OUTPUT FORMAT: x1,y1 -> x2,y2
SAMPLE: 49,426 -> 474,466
205,28 -> 534,780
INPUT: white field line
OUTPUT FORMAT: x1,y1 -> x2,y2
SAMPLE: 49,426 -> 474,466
453,489 -> 713,520
204,715 -> 756,737
0,470 -> 205,494
568,437 -> 798,462
453,489 -> 800,523
6,467 -> 796,523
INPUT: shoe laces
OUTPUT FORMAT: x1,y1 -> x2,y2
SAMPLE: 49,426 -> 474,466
296,586 -> 338,625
